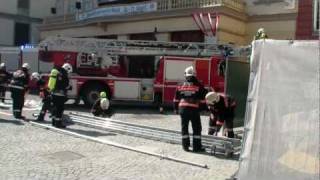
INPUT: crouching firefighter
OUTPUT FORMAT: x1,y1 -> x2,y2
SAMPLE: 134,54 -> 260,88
174,66 -> 207,152
10,63 -> 30,119
48,63 -> 72,128
31,72 -> 52,121
205,91 -> 236,138
91,91 -> 112,117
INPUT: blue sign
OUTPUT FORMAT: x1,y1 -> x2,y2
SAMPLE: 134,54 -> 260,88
77,2 -> 157,21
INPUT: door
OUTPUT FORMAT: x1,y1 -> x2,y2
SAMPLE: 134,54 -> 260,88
163,58 -> 194,104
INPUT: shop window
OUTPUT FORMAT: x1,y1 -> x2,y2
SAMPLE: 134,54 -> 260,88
130,33 -> 156,41
314,0 -> 319,31
98,0 -> 150,6
95,35 -> 117,39
171,31 -> 204,42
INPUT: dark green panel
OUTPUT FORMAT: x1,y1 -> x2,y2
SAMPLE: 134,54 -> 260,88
225,59 -> 250,127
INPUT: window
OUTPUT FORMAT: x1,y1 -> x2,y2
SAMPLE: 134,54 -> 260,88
171,31 -> 204,42
17,0 -> 30,9
14,23 -> 30,46
98,0 -> 150,6
17,0 -> 29,15
314,0 -> 319,31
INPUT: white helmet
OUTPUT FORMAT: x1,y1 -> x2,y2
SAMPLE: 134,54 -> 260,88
100,98 -> 110,110
257,28 -> 265,34
184,66 -> 195,77
31,72 -> 40,81
0,63 -> 5,69
22,63 -> 30,70
205,92 -> 220,105
62,63 -> 73,74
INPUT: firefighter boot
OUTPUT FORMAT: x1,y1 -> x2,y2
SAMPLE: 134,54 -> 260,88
36,113 -> 45,121
182,138 -> 190,152
51,118 -> 56,127
55,119 -> 66,128
193,138 -> 205,152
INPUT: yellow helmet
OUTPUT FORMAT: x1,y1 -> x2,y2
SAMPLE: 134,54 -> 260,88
100,91 -> 107,98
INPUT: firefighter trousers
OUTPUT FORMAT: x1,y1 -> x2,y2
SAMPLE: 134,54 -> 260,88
179,107 -> 202,151
208,117 -> 234,138
51,94 -> 66,128
11,88 -> 25,118
37,97 -> 51,121
0,85 -> 6,102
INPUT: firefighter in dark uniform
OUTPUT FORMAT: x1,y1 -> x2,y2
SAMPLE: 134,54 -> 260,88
174,66 -> 207,152
31,72 -> 52,121
205,91 -> 236,138
48,63 -> 72,128
10,63 -> 30,119
0,63 -> 11,102
91,91 -> 112,117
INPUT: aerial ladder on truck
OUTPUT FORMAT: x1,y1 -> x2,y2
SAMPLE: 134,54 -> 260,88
39,36 -> 243,58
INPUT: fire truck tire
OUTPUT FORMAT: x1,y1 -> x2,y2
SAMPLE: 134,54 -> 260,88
82,84 -> 109,107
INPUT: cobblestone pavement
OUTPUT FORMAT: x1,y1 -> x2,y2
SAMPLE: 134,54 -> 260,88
0,94 -> 239,180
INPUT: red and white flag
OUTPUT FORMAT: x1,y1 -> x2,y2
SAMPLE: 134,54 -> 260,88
192,13 -> 219,37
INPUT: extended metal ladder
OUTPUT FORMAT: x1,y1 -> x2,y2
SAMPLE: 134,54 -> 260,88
68,112 -> 242,157
39,36 -> 235,57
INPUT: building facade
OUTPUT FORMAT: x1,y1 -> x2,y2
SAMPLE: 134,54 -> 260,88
296,0 -> 319,39
39,0 -> 318,45
0,0 -> 55,47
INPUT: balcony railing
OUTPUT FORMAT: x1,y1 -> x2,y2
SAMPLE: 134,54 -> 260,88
42,0 -> 245,26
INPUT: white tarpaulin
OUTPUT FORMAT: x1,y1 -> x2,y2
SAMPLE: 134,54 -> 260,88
237,40 -> 320,180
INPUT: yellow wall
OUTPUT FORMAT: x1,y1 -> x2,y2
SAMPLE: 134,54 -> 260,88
246,20 -> 296,43
217,15 -> 247,45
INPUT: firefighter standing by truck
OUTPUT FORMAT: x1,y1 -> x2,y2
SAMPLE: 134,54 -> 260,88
205,91 -> 236,138
48,63 -> 72,128
174,66 -> 207,152
10,63 -> 30,119
31,72 -> 52,121
0,63 -> 11,103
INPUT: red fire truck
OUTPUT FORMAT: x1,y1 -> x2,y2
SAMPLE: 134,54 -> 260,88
38,37 -> 239,109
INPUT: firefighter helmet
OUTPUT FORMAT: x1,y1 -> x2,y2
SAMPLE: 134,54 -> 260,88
22,63 -> 30,70
62,63 -> 73,74
31,72 -> 40,81
0,63 -> 5,70
257,28 -> 265,34
205,92 -> 220,105
100,98 -> 109,110
100,91 -> 107,98
184,66 -> 195,77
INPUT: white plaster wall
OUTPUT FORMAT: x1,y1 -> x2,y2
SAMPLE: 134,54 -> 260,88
30,0 -> 56,18
30,23 -> 41,44
0,0 -> 17,14
0,18 -> 14,46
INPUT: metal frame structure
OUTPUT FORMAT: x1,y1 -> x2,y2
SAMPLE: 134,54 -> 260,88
69,112 -> 242,157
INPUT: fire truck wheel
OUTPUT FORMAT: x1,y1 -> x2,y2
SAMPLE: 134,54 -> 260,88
82,85 -> 109,107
